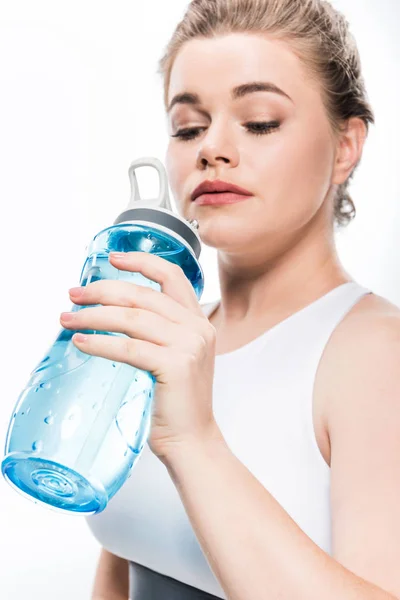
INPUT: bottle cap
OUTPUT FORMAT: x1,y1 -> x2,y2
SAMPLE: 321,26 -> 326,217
113,157 -> 201,258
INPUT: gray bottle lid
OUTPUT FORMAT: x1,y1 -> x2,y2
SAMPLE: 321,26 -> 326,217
113,157 -> 201,259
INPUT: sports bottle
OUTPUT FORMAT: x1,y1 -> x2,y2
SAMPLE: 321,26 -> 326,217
1,157 -> 203,515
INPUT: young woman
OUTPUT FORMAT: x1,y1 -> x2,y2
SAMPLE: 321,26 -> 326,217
63,1 -> 400,598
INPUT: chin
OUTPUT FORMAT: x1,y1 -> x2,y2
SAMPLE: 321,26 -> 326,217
198,218 -> 257,247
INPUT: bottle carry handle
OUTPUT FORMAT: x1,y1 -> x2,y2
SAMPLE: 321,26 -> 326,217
126,157 -> 173,212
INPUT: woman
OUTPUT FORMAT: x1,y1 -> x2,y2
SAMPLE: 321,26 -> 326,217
62,1 -> 400,598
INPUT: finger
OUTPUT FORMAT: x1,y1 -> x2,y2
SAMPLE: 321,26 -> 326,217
69,279 -> 206,330
60,305 -> 196,349
71,332 -> 172,379
109,251 -> 203,316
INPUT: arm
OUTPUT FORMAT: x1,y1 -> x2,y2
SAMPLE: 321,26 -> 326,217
162,312 -> 400,600
91,548 -> 129,600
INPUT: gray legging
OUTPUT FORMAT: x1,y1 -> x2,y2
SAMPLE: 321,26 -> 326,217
129,561 -> 223,599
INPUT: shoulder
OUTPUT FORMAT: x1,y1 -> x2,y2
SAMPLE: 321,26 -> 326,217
322,291 -> 400,361
320,290 -> 400,370
315,290 -> 400,462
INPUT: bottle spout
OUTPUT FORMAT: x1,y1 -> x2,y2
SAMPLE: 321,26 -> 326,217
113,156 -> 202,259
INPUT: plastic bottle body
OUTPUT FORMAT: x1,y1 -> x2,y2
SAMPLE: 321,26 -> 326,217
1,223 -> 204,515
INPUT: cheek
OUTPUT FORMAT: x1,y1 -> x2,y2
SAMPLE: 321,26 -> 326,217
165,143 -> 191,199
298,131 -> 334,190
269,124 -> 334,214
242,124 -> 334,234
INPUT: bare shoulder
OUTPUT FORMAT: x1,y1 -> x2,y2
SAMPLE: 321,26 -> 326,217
325,291 -> 400,346
314,291 -> 400,466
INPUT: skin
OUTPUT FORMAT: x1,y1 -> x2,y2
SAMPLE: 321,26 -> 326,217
165,33 -> 365,340
76,33 -> 400,600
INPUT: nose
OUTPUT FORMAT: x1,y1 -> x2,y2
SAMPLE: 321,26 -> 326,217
196,123 -> 239,170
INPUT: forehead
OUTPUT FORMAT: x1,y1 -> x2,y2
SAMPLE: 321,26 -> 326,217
168,33 -> 315,105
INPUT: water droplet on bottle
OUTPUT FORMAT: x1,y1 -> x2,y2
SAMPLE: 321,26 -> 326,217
44,415 -> 54,425
92,402 -> 99,410
32,440 -> 43,452
40,382 -> 51,390
56,363 -> 63,369
112,363 -> 116,368
68,413 -> 75,421
124,450 -> 128,457
26,407 -> 31,415
35,387 -> 39,393
13,413 -> 16,419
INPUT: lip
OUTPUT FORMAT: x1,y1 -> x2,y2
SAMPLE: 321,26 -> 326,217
194,192 -> 252,206
191,179 -> 253,202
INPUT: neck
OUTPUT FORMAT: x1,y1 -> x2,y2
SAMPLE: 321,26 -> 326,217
211,223 -> 351,330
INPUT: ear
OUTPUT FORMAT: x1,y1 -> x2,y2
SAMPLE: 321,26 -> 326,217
332,117 -> 367,185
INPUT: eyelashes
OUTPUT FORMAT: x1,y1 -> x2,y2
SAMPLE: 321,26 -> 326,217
171,121 -> 281,142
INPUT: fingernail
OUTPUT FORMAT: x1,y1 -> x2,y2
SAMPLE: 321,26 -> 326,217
73,333 -> 88,343
60,312 -> 74,322
110,252 -> 128,260
69,287 -> 84,297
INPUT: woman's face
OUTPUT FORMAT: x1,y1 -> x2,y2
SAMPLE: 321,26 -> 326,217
165,33 -> 338,255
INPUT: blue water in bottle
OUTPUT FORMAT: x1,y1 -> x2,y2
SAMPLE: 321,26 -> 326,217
1,157 -> 203,515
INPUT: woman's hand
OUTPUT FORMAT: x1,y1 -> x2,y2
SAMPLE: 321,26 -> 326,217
60,251 -> 219,462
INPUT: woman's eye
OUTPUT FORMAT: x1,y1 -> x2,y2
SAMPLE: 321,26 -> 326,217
170,121 -> 280,142
171,127 -> 206,141
245,121 -> 280,136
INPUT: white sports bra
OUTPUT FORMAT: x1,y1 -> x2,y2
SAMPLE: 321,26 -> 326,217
86,281 -> 371,598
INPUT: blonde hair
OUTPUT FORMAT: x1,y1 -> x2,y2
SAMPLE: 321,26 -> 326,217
157,0 -> 375,227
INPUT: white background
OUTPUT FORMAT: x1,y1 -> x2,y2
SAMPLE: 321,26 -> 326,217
0,0 -> 398,598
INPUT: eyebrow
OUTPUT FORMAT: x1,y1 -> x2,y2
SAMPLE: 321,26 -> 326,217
167,81 -> 293,113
